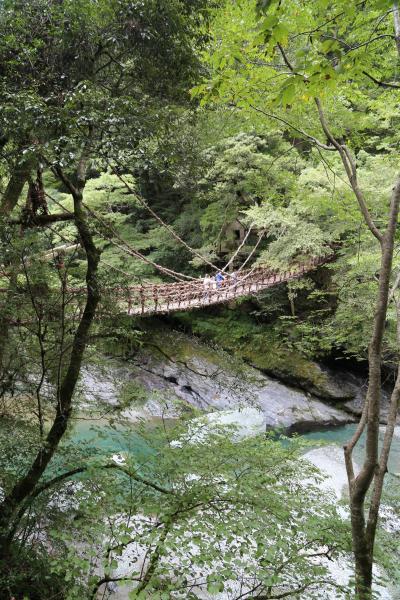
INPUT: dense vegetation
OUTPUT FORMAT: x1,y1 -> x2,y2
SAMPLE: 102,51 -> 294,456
0,0 -> 399,598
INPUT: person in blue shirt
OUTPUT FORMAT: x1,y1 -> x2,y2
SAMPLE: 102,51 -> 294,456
215,271 -> 225,288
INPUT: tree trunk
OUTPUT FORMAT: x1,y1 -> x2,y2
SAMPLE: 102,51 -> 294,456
348,177 -> 400,598
0,157 -> 32,216
351,502 -> 373,599
0,158 -> 33,374
0,179 -> 100,559
315,94 -> 400,598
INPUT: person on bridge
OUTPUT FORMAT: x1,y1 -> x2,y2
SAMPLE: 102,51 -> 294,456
215,271 -> 225,288
203,274 -> 212,298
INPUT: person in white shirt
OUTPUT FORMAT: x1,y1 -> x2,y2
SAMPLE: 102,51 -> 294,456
203,274 -> 212,299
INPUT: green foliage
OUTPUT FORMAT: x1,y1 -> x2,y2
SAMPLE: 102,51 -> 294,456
2,1 -> 400,598
374,475 -> 400,590
197,132 -> 301,247
42,416 -> 349,599
194,0 -> 399,120
0,543 -> 67,600
0,418 -> 42,488
0,0 -> 214,201
118,380 -> 148,408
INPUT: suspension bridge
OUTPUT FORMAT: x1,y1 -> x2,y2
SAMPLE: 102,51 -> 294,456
0,254 -> 330,326
108,255 -> 329,317
2,184 -> 333,322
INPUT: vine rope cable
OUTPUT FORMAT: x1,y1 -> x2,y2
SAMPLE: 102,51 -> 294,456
112,168 -> 222,273
44,189 -> 264,283
236,231 -> 266,273
81,200 -> 195,281
44,191 -> 193,282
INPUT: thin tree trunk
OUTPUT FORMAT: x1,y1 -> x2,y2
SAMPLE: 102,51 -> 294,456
316,96 -> 400,598
347,178 -> 400,598
362,301 -> 400,569
393,3 -> 400,58
288,293 -> 296,317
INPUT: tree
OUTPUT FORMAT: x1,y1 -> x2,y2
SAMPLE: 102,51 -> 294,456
194,1 -> 400,597
0,0 -> 213,585
28,415 -> 349,600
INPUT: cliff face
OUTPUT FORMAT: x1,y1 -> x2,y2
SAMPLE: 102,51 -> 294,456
79,327 -> 358,433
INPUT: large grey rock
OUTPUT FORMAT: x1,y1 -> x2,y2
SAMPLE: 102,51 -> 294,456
78,332 -> 354,433
132,344 -> 353,433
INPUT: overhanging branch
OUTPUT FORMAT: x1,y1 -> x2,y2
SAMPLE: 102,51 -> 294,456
248,104 -> 336,152
315,98 -> 383,243
31,462 -> 173,499
9,212 -> 74,226
362,71 -> 400,89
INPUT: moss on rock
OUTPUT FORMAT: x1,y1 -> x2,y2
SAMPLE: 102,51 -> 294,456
168,311 -> 354,401
140,320 -> 256,383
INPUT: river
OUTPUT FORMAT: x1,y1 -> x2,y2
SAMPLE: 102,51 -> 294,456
69,417 -> 400,600
70,331 -> 400,599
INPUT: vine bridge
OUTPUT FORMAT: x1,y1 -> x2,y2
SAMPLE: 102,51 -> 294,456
0,256 -> 330,325
108,255 -> 329,317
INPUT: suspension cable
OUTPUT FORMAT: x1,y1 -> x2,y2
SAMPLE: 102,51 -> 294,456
46,185 -> 264,281
111,167 -> 222,273
236,231 -> 266,273
220,223 -> 256,273
81,200 -> 196,282
45,191 -> 194,282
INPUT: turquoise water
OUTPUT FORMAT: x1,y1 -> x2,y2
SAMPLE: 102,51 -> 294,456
303,424 -> 400,474
70,419 -> 400,476
71,419 -> 147,454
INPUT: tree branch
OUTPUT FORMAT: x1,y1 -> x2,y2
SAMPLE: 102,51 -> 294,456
30,462 -> 173,500
6,460 -> 173,546
249,103 -> 336,152
51,165 -> 79,197
344,399 -> 368,484
315,98 -> 383,242
90,575 -> 141,598
362,71 -> 400,89
255,579 -> 345,599
277,42 -> 297,73
9,212 -> 74,226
